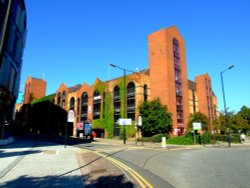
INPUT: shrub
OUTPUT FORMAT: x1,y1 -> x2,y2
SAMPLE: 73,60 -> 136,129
201,132 -> 211,144
230,133 -> 241,143
119,125 -> 136,140
167,136 -> 193,145
151,134 -> 169,143
141,137 -> 151,142
214,133 -> 240,143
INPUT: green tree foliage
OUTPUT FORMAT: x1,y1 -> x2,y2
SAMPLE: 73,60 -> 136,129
188,112 -> 209,132
139,98 -> 172,137
213,107 -> 250,133
237,106 -> 250,125
213,111 -> 234,133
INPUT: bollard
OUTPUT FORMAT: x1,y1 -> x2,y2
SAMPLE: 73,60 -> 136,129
162,137 -> 166,148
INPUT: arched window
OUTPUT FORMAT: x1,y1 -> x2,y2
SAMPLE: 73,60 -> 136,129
93,90 -> 101,119
103,92 -> 106,119
70,97 -> 75,110
113,86 -> 120,123
127,82 -> 135,121
173,38 -> 184,126
62,91 -> 66,109
144,85 -> 148,102
81,92 -> 88,121
57,92 -> 61,106
77,98 -> 80,121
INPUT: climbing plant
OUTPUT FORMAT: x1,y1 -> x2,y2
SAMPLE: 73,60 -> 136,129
91,82 -> 114,138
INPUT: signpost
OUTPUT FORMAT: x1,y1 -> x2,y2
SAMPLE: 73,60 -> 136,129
65,110 -> 74,148
193,122 -> 202,144
119,118 -> 132,144
137,116 -> 143,145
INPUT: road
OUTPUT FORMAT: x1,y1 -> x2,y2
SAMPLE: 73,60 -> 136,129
78,142 -> 250,188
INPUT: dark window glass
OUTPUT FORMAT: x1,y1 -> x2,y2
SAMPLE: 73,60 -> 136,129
103,92 -> 106,119
57,92 -> 61,106
113,86 -> 120,123
62,91 -> 66,108
77,98 -> 80,116
127,82 -> 135,121
93,90 -> 101,119
173,38 -> 184,127
144,85 -> 148,102
70,97 -> 75,110
81,92 -> 88,121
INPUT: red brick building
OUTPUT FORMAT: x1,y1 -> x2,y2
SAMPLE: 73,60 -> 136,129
23,76 -> 46,104
51,26 -> 219,137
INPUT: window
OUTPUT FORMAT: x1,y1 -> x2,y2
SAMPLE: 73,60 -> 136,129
144,85 -> 148,102
93,90 -> 101,119
113,86 -> 120,123
103,92 -> 106,119
62,91 -> 66,109
57,92 -> 61,106
6,65 -> 16,92
81,92 -> 88,121
77,98 -> 80,115
173,38 -> 184,127
127,82 -> 135,121
70,97 -> 75,110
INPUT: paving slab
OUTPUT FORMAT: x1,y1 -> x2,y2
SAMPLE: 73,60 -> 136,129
0,138 -> 84,188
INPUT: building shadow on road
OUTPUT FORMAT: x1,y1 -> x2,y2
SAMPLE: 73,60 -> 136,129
0,174 -> 134,188
84,174 -> 134,188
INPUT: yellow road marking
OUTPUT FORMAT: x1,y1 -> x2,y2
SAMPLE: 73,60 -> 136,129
80,148 -> 153,188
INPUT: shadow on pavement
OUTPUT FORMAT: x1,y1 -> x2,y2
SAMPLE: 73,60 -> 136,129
0,149 -> 42,158
0,174 -> 134,188
0,174 -> 83,188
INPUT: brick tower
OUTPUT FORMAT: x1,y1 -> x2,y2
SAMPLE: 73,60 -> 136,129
23,76 -> 46,104
148,26 -> 189,135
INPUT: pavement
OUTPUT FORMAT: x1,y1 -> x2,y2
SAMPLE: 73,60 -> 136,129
0,138 -> 83,188
0,136 -> 249,188
0,137 -> 141,188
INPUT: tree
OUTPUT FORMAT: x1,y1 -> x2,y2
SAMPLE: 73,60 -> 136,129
231,114 -> 249,132
237,106 -> 250,125
139,98 -> 172,137
187,112 -> 209,132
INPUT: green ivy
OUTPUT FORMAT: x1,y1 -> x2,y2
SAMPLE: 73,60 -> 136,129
30,94 -> 56,105
92,82 -> 114,138
103,93 -> 114,138
118,78 -> 126,118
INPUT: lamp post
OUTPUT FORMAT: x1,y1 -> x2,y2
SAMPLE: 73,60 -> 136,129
109,64 -> 136,144
109,64 -> 127,144
220,65 -> 234,147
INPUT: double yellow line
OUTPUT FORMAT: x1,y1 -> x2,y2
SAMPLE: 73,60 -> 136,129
80,148 -> 153,188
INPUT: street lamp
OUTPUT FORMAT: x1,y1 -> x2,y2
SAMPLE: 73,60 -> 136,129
220,65 -> 234,147
109,64 -> 136,144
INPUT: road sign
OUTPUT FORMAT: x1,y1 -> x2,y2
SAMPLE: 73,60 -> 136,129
76,122 -> 83,130
118,118 -> 132,125
193,122 -> 202,130
67,110 -> 75,122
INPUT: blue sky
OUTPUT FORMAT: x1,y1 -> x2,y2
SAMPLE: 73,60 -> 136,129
19,0 -> 250,113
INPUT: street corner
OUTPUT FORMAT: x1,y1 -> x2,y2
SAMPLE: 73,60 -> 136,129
75,149 -> 135,188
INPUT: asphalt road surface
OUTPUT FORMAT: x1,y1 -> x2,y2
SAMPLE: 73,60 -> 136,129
79,143 -> 250,188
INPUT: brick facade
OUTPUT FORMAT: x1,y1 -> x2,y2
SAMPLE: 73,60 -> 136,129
23,76 -> 46,104
148,26 -> 189,135
26,26 -> 218,138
